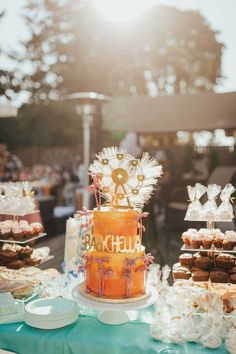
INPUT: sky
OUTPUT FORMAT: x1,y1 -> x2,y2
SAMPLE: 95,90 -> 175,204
0,0 -> 236,106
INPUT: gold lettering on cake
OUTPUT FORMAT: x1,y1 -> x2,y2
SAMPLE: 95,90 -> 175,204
83,234 -> 139,253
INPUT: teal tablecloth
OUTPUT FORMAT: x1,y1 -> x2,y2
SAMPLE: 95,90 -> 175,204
0,316 -> 228,354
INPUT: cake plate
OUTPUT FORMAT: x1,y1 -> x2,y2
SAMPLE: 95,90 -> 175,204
72,283 -> 157,325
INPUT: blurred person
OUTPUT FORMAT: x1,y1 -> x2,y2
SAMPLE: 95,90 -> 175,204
119,132 -> 143,158
183,152 -> 210,181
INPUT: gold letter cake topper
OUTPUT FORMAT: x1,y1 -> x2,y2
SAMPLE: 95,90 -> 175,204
89,147 -> 162,210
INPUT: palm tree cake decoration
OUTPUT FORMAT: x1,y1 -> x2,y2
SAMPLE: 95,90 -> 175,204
89,147 -> 162,210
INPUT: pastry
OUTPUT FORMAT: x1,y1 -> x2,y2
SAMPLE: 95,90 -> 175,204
194,254 -> 213,270
12,227 -> 24,241
172,264 -> 191,280
210,270 -> 228,283
192,269 -> 209,282
6,260 -> 25,269
202,233 -> 214,249
179,253 -> 194,266
0,249 -> 17,262
215,254 -> 235,270
190,233 -> 202,249
30,222 -> 43,235
17,246 -> 33,260
212,230 -> 225,249
229,274 -> 236,284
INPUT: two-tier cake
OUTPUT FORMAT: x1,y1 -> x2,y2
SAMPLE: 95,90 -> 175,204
79,147 -> 162,299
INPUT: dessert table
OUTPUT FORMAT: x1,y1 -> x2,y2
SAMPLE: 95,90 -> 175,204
0,315 -> 228,354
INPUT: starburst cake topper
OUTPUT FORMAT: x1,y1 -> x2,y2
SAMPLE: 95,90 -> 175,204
89,146 -> 162,210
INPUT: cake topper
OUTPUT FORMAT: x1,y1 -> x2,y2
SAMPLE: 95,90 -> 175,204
89,147 -> 162,209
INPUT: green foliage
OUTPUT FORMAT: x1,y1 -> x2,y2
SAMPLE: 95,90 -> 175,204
19,1 -> 223,102
0,101 -> 82,148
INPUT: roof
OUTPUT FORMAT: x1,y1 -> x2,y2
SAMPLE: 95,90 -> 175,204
101,91 -> 236,132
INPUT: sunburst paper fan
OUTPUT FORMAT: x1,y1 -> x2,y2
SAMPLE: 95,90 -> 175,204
89,147 -> 162,210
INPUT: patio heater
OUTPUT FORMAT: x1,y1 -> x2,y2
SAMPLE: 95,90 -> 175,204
62,92 -> 110,208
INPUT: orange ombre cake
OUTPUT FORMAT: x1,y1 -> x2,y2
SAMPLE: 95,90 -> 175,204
78,147 -> 162,299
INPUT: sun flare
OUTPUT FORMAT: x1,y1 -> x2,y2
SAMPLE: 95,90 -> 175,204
92,0 -> 153,23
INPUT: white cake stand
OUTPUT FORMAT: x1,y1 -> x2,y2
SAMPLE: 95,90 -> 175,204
72,284 -> 157,325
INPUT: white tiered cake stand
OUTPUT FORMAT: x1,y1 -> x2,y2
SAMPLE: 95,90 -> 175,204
72,283 -> 157,325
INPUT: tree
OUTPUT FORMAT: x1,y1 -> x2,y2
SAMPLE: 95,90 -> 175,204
18,1 -> 223,102
0,12 -> 21,99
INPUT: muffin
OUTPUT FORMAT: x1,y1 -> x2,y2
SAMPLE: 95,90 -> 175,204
181,229 -> 198,247
228,266 -> 236,274
17,246 -> 33,260
202,233 -> 214,249
229,274 -> 236,284
210,270 -> 228,283
12,227 -> 24,241
221,231 -> 236,250
172,264 -> 191,280
212,230 -> 225,249
30,222 -> 43,235
0,249 -> 17,262
192,269 -> 209,282
21,225 -> 34,239
194,255 -> 213,270
215,254 -> 235,270
179,253 -> 194,267
222,240 -> 234,251
0,228 -> 12,240
6,259 -> 25,269
190,233 -> 202,249
19,220 -> 29,228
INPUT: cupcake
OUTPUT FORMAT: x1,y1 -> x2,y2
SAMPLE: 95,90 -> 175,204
172,264 -> 191,280
225,231 -> 236,248
12,227 -> 24,241
202,233 -> 214,249
6,259 -> 25,269
30,222 -> 43,235
212,230 -> 225,249
194,254 -> 213,270
21,225 -> 34,239
0,227 -> 12,240
190,233 -> 202,249
192,269 -> 209,282
210,270 -> 228,283
179,253 -> 194,267
17,246 -> 33,260
19,220 -> 29,228
215,254 -> 235,270
229,274 -> 236,284
228,266 -> 236,274
181,229 -> 198,247
0,249 -> 17,262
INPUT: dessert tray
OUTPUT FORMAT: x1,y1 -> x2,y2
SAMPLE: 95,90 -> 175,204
0,233 -> 47,244
72,283 -> 157,325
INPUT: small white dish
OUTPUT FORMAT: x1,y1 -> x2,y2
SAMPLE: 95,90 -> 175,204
24,298 -> 79,329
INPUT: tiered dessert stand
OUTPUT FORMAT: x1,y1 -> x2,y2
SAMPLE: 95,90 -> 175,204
0,182 -> 48,266
179,184 -> 236,285
72,282 -> 157,325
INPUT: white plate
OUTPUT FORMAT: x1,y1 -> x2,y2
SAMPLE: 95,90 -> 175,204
0,233 -> 46,244
24,298 -> 79,329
